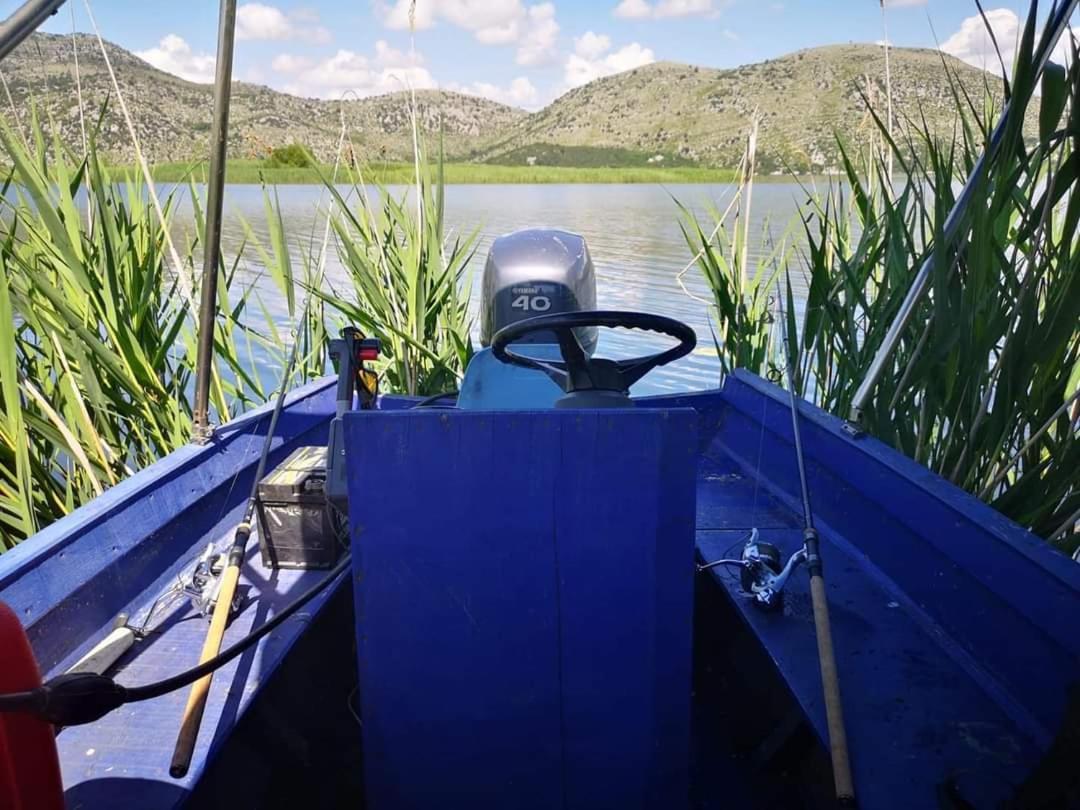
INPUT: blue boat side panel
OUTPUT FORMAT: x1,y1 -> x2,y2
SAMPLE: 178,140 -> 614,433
0,377 -> 337,673
345,408 -> 698,809
716,372 -> 1079,744
697,528 -> 1033,808
694,370 -> 1080,805
696,454 -> 799,530
456,346 -> 564,410
58,543 -> 347,808
0,377 -> 344,807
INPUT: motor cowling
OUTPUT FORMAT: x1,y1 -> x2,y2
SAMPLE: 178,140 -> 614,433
480,229 -> 598,354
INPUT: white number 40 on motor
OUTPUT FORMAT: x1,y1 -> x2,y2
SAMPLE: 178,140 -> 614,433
511,294 -> 552,312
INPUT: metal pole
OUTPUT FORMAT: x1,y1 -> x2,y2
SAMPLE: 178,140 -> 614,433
849,0 -> 1080,425
0,0 -> 67,61
191,0 -> 239,443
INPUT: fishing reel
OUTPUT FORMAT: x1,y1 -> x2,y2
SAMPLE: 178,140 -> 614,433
698,528 -> 807,612
741,535 -> 807,611
187,544 -> 244,619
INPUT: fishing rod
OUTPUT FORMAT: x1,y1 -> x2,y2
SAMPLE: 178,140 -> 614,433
169,326 -> 311,776
0,554 -> 350,726
191,0 -> 240,442
776,282 -> 855,806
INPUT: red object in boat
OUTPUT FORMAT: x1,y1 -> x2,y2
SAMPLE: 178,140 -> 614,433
0,602 -> 63,810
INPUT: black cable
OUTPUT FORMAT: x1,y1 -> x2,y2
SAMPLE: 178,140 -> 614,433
126,553 -> 350,700
411,390 -> 458,408
0,554 -> 351,725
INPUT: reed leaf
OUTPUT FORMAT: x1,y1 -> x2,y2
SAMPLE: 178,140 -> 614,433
692,3 -> 1078,546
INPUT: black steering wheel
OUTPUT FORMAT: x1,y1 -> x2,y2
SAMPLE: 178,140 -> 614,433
491,311 -> 696,404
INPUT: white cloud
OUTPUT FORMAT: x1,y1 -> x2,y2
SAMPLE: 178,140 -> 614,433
940,8 -> 1021,73
289,6 -> 321,23
271,46 -> 435,99
722,29 -> 738,41
564,33 -> 655,88
516,3 -> 560,65
475,21 -> 521,45
378,0 -> 559,64
379,0 -> 434,29
271,53 -> 311,72
450,76 -> 540,108
613,0 -> 651,18
135,35 -> 216,83
373,39 -> 420,68
613,0 -> 719,18
236,3 -> 331,43
882,0 -> 926,7
379,0 -> 520,34
940,9 -> 1072,76
655,0 -> 714,16
574,31 -> 612,60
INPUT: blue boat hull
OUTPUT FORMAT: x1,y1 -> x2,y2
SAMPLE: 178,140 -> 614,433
0,371 -> 1076,808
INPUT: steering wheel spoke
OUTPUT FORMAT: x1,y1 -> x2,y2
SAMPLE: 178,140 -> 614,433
614,353 -> 668,388
555,327 -> 595,389
492,311 -> 696,403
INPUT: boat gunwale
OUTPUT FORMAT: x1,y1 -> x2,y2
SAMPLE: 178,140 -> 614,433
720,370 -> 1080,593
0,375 -> 337,590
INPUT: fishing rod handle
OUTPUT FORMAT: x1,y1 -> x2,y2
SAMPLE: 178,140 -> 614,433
169,564 -> 241,778
810,574 -> 856,804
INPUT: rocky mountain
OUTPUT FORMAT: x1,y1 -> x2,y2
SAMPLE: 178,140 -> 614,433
486,45 -> 1020,172
0,33 -> 526,165
1,33 -> 1017,172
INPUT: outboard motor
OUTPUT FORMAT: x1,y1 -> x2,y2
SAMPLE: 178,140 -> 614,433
480,229 -> 598,354
466,227 -> 696,410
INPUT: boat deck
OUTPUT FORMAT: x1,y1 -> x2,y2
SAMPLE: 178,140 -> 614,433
688,372 -> 1079,808
56,438 -> 1047,809
1,373 -> 1074,808
58,513 -> 348,809
694,450 -> 1030,807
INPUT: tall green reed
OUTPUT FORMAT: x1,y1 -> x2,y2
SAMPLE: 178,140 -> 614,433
318,148 -> 476,397
692,4 -> 1079,546
676,118 -> 786,379
0,117 -> 315,548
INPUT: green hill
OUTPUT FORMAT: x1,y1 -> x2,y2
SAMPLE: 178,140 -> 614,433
1,34 -> 1017,173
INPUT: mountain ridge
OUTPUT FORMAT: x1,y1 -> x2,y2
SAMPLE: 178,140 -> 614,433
1,32 -> 1017,172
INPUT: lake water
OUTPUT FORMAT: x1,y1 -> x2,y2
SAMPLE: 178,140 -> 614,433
181,182 -> 819,396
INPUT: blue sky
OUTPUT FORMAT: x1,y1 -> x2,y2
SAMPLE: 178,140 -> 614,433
36,1 -> 1063,108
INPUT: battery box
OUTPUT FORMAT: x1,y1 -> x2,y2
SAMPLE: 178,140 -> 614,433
256,446 -> 339,570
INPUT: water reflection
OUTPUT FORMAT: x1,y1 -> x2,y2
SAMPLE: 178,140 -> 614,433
164,182 -> 815,395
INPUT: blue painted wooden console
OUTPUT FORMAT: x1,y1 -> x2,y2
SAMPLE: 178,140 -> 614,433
344,408 -> 699,809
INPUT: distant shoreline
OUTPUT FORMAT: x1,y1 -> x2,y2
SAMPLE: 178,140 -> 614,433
111,160 -> 744,186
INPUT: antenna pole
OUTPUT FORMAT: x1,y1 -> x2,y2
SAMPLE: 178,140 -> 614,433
192,0 -> 238,443
0,0 -> 67,61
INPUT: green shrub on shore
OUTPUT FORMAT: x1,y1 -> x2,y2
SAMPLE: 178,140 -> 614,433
265,143 -> 316,169
122,158 -> 737,186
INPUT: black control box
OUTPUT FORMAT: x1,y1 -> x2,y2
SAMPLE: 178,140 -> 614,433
256,446 -> 339,569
